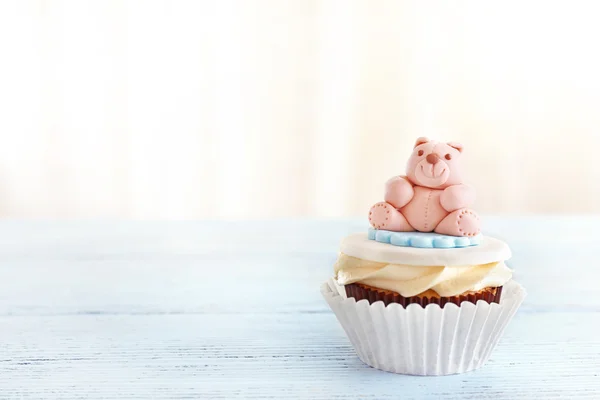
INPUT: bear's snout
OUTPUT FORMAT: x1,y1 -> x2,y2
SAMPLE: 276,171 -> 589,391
426,153 -> 440,165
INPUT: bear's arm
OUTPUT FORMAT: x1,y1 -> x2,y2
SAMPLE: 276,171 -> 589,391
384,176 -> 414,209
440,184 -> 476,212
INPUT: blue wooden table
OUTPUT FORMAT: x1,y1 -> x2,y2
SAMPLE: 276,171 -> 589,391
0,219 -> 598,399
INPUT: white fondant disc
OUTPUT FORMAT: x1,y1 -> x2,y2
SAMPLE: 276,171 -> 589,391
340,233 -> 511,266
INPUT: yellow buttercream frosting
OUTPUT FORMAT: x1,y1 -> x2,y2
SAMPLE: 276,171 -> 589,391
334,253 -> 512,297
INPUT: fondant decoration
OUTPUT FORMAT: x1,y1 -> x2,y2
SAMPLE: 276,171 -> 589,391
369,137 -> 480,237
368,228 -> 481,248
340,233 -> 511,266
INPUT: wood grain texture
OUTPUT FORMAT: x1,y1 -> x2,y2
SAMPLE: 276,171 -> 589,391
0,218 -> 598,399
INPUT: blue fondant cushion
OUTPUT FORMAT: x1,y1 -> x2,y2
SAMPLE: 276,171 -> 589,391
368,228 -> 481,248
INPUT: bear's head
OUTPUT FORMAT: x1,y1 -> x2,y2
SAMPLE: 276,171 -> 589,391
406,137 -> 464,189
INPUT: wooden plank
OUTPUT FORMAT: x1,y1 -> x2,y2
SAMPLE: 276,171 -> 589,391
0,241 -> 597,314
0,313 -> 598,399
0,219 -> 597,398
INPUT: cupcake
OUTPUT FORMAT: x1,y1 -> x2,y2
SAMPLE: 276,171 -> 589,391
322,137 -> 526,376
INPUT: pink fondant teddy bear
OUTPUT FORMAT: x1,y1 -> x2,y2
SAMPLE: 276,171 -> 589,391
369,137 -> 480,237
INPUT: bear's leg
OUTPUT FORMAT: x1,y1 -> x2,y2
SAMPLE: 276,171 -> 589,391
434,208 -> 480,237
368,202 -> 414,231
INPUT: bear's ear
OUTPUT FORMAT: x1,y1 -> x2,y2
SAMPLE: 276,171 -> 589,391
447,142 -> 463,153
414,137 -> 430,148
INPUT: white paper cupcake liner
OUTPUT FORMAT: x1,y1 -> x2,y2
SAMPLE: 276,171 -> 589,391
321,279 -> 526,376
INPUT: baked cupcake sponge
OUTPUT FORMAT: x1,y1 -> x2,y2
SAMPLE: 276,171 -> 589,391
345,282 -> 502,308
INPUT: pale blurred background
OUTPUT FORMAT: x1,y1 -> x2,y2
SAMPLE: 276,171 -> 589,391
0,0 -> 598,218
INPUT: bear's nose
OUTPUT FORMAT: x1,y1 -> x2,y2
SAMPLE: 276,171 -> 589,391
426,153 -> 440,164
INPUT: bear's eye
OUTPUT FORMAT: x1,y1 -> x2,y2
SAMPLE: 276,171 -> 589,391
418,150 -> 424,156
445,154 -> 452,160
